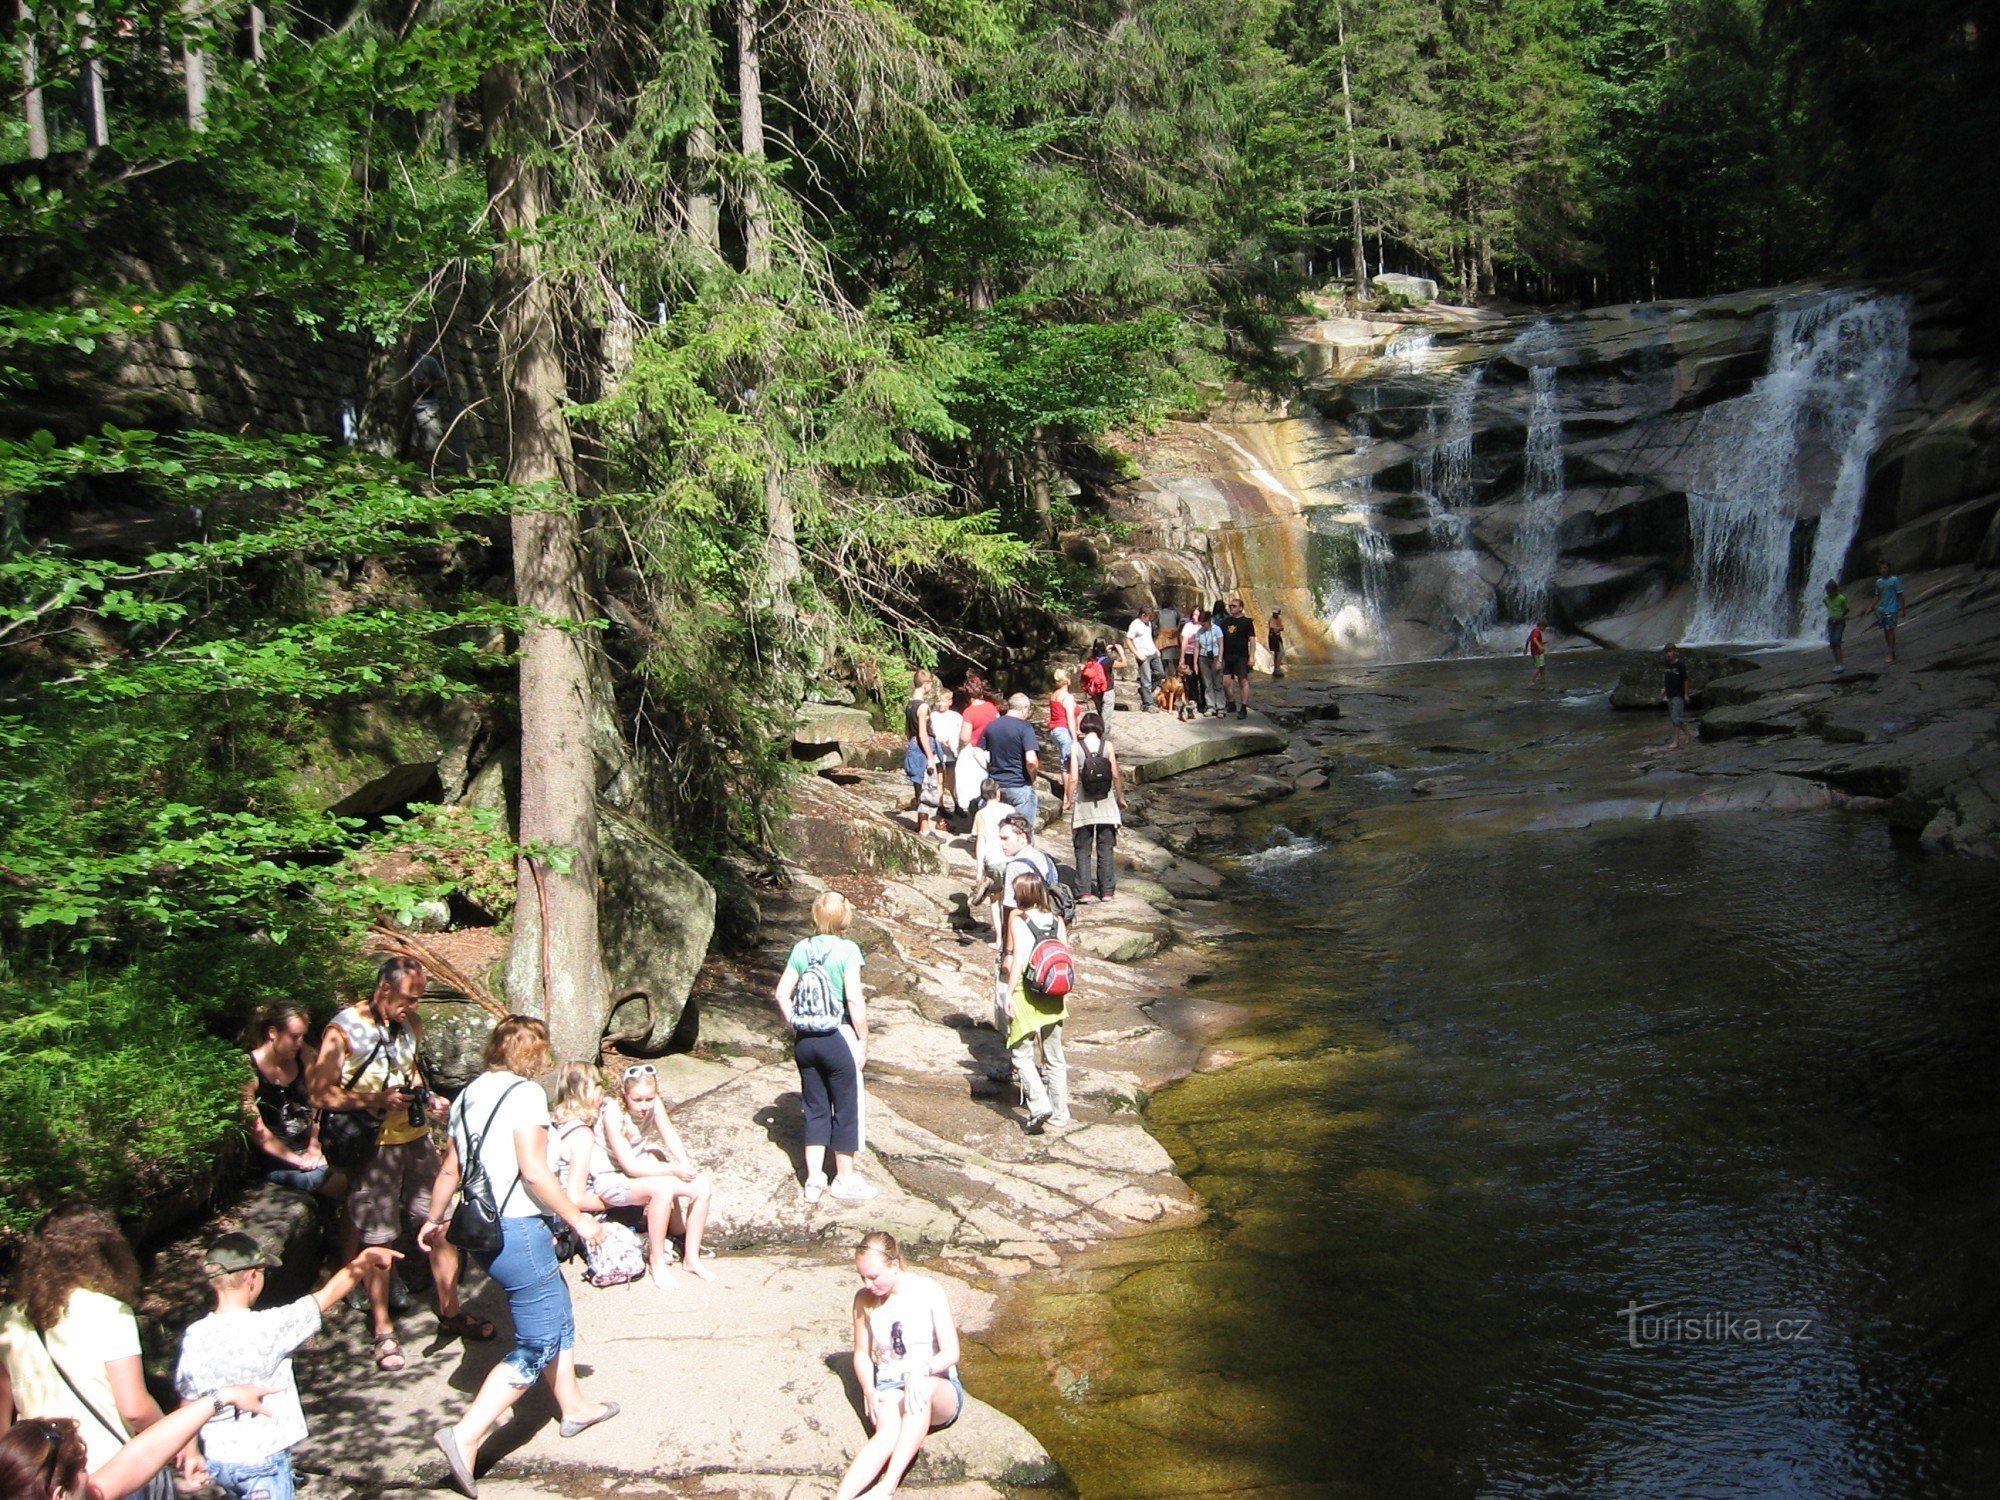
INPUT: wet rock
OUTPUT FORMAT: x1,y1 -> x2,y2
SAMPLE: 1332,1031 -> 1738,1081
1072,921 -> 1170,963
1920,766 -> 2000,859
1609,649 -> 1758,709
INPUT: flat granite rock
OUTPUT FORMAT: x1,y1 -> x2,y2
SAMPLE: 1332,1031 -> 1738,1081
1110,711 -> 1290,782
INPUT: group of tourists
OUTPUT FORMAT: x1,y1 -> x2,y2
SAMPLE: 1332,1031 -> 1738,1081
0,942 -> 964,1500
1118,596 -> 1275,721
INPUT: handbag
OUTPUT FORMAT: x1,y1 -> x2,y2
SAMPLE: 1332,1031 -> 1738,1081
581,1220 -> 647,1286
547,1215 -> 586,1264
320,1027 -> 390,1169
446,1080 -> 528,1256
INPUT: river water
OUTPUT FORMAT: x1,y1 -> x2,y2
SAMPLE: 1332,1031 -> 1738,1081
969,673 -> 2000,1498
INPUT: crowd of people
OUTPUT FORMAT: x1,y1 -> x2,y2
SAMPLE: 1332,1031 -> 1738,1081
0,595 -> 1282,1500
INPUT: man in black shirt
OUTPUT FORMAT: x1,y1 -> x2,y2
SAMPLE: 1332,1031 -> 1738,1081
1660,644 -> 1693,751
1219,595 -> 1257,720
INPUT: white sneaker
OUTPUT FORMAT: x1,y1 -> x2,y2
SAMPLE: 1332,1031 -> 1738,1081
829,1175 -> 879,1202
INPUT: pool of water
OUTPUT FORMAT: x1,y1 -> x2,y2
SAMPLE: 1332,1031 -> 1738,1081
969,791 -> 2000,1497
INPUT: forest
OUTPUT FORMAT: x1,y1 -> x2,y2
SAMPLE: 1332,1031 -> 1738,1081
0,0 -> 1991,1230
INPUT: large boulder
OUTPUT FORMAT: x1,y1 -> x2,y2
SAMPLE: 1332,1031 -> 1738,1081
597,804 -> 717,1051
785,775 -> 944,877
1373,272 -> 1439,305
288,699 -> 489,815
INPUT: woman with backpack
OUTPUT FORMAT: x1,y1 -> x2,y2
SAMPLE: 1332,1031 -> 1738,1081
1064,711 -> 1127,905
773,891 -> 877,1203
1001,872 -> 1072,1135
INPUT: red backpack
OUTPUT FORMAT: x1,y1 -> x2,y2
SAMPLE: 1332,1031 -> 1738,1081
1081,657 -> 1109,696
1023,914 -> 1075,1000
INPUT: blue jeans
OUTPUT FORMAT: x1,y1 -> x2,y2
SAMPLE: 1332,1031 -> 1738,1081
1135,654 -> 1164,706
206,1453 -> 295,1500
485,1216 -> 576,1386
1050,726 -> 1075,771
262,1163 -> 332,1195
1000,782 -> 1039,828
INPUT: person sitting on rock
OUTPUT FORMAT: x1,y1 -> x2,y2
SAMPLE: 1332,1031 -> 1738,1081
599,1064 -> 716,1280
241,1001 -> 345,1205
551,1063 -> 685,1289
833,1232 -> 965,1500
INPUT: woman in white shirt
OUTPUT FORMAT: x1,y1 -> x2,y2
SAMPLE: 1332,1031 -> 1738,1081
833,1231 -> 965,1500
419,1017 -> 615,1497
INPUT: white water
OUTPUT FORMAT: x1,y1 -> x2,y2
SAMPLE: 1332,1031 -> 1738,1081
1686,291 -> 1912,643
1416,368 -> 1493,649
1241,825 -> 1329,878
1507,326 -> 1566,622
1385,330 -> 1436,371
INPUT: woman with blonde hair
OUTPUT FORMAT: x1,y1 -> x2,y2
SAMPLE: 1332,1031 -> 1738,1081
418,1017 -> 615,1496
598,1064 -> 717,1278
1047,668 -> 1077,775
833,1231 -> 964,1500
774,889 -> 874,1203
0,1205 -> 200,1499
550,1063 -> 683,1288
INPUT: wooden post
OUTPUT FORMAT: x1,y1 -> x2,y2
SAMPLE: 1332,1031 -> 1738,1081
18,1 -> 48,159
77,0 -> 108,148
182,0 -> 208,131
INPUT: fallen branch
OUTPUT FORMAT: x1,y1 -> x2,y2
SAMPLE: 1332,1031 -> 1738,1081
366,921 -> 510,1020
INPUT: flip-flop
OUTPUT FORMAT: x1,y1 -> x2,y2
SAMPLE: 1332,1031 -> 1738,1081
559,1400 -> 621,1439
434,1427 -> 476,1497
437,1310 -> 496,1342
373,1334 -> 406,1372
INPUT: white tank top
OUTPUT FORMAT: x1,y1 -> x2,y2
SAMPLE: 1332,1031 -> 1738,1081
865,1280 -> 941,1374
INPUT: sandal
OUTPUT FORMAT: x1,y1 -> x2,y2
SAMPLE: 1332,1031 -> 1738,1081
373,1334 -> 407,1372
436,1310 -> 496,1342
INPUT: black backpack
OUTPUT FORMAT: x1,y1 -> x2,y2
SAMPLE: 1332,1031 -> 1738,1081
1079,744 -> 1114,801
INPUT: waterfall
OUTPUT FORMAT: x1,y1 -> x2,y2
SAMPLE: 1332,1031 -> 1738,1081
1385,330 -> 1435,371
1416,368 -> 1494,649
1357,526 -> 1394,641
1507,327 -> 1565,621
1685,292 -> 1912,643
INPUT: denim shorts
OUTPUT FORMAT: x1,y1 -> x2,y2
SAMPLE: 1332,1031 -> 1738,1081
873,1366 -> 966,1431
486,1215 -> 577,1386
206,1453 -> 295,1500
905,741 -> 929,787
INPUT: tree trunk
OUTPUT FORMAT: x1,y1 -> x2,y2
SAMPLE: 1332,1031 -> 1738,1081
18,2 -> 47,159
79,0 -> 108,148
181,0 -> 207,132
736,0 -> 770,274
484,61 -> 612,1065
1333,0 -> 1365,301
686,121 -> 721,259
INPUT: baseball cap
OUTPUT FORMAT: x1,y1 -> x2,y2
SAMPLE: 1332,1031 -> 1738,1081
203,1232 -> 278,1276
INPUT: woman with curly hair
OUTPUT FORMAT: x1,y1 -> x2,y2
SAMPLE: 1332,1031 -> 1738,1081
0,1205 -> 200,1498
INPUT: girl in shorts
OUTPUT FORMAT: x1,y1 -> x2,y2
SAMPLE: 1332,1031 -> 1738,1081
598,1064 -> 716,1282
833,1231 -> 964,1500
551,1064 -> 686,1290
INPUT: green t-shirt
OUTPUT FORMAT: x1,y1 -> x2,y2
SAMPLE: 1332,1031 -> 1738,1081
786,934 -> 864,1016
1825,591 -> 1849,620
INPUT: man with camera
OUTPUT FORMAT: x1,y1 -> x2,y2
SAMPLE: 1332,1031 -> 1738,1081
309,956 -> 492,1372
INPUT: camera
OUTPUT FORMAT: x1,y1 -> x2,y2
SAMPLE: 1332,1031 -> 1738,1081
406,1086 -> 430,1129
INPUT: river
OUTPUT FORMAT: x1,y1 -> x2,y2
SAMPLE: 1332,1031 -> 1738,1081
968,660 -> 2000,1499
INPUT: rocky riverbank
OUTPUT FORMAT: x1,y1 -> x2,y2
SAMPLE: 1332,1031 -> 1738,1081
138,711 -> 1317,1500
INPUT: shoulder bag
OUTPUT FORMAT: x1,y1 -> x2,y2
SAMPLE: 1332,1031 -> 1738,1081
320,1024 -> 390,1169
446,1080 -> 528,1256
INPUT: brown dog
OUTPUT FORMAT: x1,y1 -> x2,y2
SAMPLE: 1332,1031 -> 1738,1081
1155,672 -> 1192,720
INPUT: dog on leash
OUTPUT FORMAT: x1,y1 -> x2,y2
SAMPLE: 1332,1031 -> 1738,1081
1155,672 -> 1193,720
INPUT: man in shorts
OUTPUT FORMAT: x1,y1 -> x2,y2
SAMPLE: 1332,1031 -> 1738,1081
309,957 -> 488,1371
1871,560 -> 1904,665
1219,596 -> 1256,719
1524,619 -> 1547,685
1660,643 -> 1693,751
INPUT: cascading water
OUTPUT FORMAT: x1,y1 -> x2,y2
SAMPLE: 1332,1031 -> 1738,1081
1685,291 -> 1913,642
1507,326 -> 1566,621
1416,368 -> 1493,649
1356,527 -> 1394,641
1385,330 -> 1436,371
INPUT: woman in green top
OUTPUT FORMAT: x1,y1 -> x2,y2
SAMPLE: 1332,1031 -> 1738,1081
1001,872 -> 1070,1135
1823,579 -> 1849,671
773,891 -> 876,1203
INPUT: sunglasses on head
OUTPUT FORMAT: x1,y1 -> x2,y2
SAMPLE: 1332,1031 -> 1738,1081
622,1063 -> 658,1081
